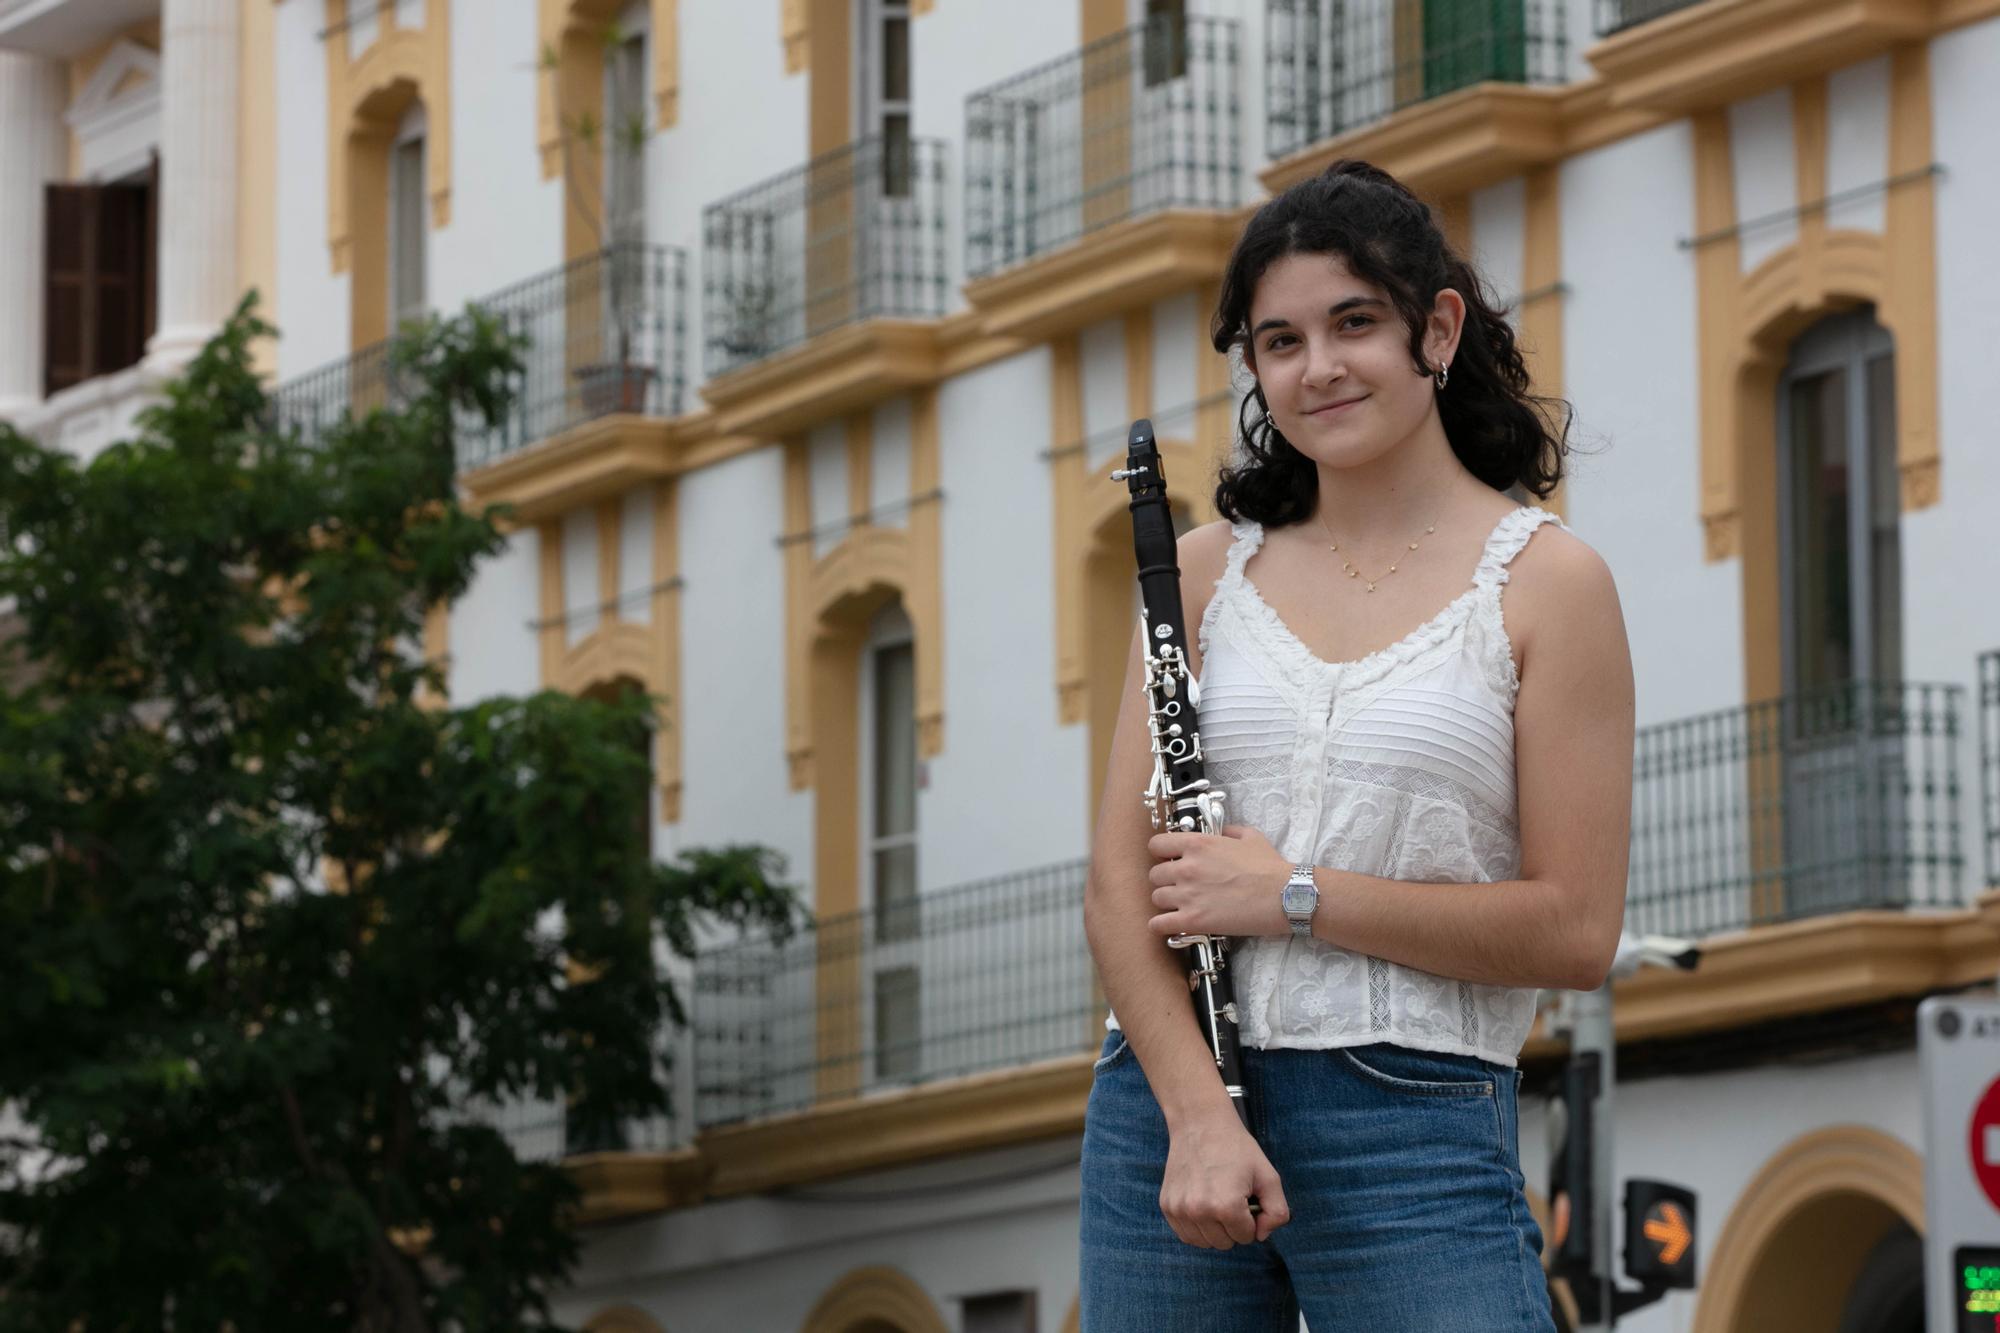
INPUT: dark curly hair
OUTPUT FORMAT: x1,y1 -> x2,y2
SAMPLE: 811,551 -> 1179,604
1211,159 -> 1572,527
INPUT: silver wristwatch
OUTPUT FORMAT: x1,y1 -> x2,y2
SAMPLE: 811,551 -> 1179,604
1281,863 -> 1318,939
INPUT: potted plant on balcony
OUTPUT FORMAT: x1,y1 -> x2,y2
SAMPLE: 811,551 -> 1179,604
541,20 -> 656,420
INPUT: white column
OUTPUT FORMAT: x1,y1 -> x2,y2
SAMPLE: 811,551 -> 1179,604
144,0 -> 242,372
0,50 -> 67,420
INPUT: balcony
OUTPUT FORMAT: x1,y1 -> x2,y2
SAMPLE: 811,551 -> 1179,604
960,17 -> 1242,342
1261,0 -> 1571,199
694,860 -> 1097,1128
964,15 -> 1241,280
1624,677 -> 1969,939
268,243 -> 692,518
1984,651 -> 2000,890
1593,0 -> 1705,35
1265,0 -> 1568,159
696,135 -> 950,438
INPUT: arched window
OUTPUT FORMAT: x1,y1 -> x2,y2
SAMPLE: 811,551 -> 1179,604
1773,308 -> 1906,916
388,102 -> 428,333
1777,308 -> 1901,693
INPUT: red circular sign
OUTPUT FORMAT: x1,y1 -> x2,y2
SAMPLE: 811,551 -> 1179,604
1970,1076 -> 2000,1213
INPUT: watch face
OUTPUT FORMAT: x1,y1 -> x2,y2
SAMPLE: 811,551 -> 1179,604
1282,884 -> 1314,913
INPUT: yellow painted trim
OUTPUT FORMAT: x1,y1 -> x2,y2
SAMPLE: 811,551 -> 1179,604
806,0 -> 848,156
1080,0 -> 1123,44
1518,166 -> 1566,522
565,1145 -> 711,1224
651,480 -> 683,824
536,1 -> 679,185
1520,892 -> 2000,1060
1689,1126 -> 1922,1333
1435,193 -> 1470,254
459,414 -> 689,524
537,520 -> 564,685
912,0 -> 934,13
238,0 -> 279,378
1586,0 -> 1930,115
325,0 -> 452,343
1885,41 -> 1941,511
581,1305 -> 668,1333
418,602 -> 449,712
801,1267 -> 952,1333
698,318 -> 944,440
1262,84 -> 1569,203
782,440 -> 815,789
782,0 -> 808,76
963,209 -> 1241,343
702,1051 -> 1094,1199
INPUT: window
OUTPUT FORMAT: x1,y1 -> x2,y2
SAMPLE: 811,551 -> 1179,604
42,160 -> 156,396
857,0 -> 912,197
1779,310 -> 1901,692
863,602 -> 919,1081
388,105 -> 427,333
604,8 -> 649,247
1142,0 -> 1188,88
1421,0 -> 1528,100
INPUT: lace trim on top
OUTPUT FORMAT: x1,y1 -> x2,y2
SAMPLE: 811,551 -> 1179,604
1200,505 -> 1566,702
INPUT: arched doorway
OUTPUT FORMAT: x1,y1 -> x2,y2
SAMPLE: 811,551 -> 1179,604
1693,1126 -> 1924,1333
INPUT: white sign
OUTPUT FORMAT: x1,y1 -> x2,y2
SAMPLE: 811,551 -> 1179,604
1918,996 -> 2000,1333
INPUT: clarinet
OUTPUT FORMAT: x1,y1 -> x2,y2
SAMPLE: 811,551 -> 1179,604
1111,418 -> 1260,1219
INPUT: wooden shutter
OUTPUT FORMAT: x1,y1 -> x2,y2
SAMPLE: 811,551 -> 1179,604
43,185 -> 91,396
41,176 -> 156,397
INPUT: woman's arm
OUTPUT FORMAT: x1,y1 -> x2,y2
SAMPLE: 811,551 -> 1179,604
1144,528 -> 1635,993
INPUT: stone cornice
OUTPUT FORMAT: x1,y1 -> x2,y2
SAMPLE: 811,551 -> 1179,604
697,318 -> 944,441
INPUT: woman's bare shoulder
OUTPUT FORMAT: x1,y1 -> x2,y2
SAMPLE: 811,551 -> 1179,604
1507,515 -> 1625,668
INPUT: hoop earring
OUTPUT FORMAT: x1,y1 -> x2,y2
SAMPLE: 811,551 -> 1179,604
1434,363 -> 1450,391
1260,408 -> 1276,431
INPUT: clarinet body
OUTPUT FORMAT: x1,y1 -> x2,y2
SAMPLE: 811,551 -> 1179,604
1112,419 -> 1260,1215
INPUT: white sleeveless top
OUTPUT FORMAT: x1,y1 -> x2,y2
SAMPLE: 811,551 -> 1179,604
1104,505 -> 1568,1068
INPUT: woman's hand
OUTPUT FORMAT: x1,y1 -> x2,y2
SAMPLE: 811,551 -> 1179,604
1161,1110 -> 1292,1248
1145,825 -> 1293,939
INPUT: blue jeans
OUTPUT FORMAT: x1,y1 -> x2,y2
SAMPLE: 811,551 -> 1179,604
1079,1029 -> 1555,1332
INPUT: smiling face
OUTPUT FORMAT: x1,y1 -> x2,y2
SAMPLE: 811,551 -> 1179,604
1242,251 -> 1462,475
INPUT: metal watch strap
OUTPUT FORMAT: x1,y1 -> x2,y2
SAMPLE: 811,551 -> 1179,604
1285,863 -> 1317,938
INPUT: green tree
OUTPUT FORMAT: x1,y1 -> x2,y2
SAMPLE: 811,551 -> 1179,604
0,295 -> 803,1331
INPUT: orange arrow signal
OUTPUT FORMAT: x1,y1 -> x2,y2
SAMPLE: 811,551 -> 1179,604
1643,1202 -> 1692,1265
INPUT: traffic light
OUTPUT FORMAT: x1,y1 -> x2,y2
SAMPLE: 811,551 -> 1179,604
1624,1179 -> 1697,1289
1547,1050 -> 1601,1285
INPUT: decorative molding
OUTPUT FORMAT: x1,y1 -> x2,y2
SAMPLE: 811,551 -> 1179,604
781,0 -> 807,76
536,0 -> 681,188
533,486 -> 685,826
458,413 -> 691,523
64,36 -> 159,181
581,1305 -> 669,1333
963,209 -> 1241,344
1261,83 -> 1568,203
1585,0 -> 1930,115
323,0 -> 452,344
800,1267 -> 952,1333
1689,1125 -> 1922,1333
1520,892 -> 2000,1061
698,318 -> 944,440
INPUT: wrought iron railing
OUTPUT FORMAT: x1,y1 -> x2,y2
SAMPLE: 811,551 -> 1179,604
1624,678 -> 1966,939
693,859 -> 1099,1128
1594,0 -> 1704,35
1981,650 -> 2000,888
267,242 -> 689,473
964,15 -> 1241,279
1265,0 -> 1567,160
702,135 -> 950,379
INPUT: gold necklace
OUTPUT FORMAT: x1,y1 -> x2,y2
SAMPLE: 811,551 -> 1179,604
1315,508 -> 1437,593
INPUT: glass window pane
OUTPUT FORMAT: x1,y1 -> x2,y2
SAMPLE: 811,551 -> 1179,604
391,136 -> 426,326
1787,368 -> 1851,692
883,16 -> 909,101
873,843 -> 918,943
1866,353 -> 1901,683
873,964 -> 920,1081
873,640 -> 915,836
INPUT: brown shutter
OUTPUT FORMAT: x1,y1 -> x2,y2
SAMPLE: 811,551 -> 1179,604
43,184 -> 92,396
40,174 -> 156,397
93,182 -> 150,376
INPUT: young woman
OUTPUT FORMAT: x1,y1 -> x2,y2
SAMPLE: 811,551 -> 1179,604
1078,159 -> 1635,1330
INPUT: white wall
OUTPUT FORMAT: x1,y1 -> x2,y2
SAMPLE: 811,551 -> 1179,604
272,0 -> 347,377
1728,88 -> 1796,276
923,343 -> 1089,889
1558,121 -> 1739,730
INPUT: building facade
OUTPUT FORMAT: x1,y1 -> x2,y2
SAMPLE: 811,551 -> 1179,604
4,0 -> 2000,1328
